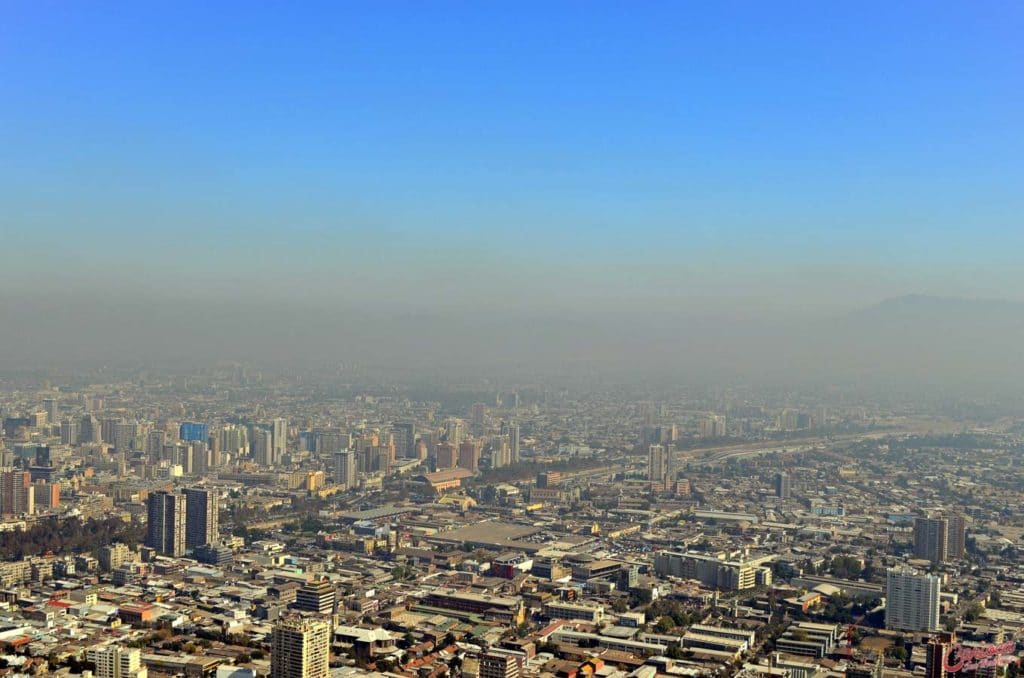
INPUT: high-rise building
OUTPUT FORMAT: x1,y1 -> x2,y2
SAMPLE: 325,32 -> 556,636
33,480 -> 60,511
699,415 -> 727,438
270,616 -> 330,678
479,653 -> 521,678
61,417 -> 80,445
458,440 -> 480,471
0,471 -> 33,515
333,450 -> 356,489
470,403 -> 487,432
507,421 -> 520,464
443,418 -> 466,447
179,422 -> 209,443
183,487 -> 219,550
146,491 -> 186,557
774,472 -> 791,500
252,428 -> 275,467
87,645 -> 148,678
914,516 -> 949,563
79,414 -> 101,444
886,568 -> 941,632
391,422 -> 416,458
647,444 -> 673,484
436,442 -> 457,470
925,633 -> 956,678
42,398 -> 58,424
946,513 -> 966,560
295,579 -> 336,614
272,418 -> 288,462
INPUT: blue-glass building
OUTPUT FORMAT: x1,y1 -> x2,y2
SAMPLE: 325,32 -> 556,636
180,422 -> 209,442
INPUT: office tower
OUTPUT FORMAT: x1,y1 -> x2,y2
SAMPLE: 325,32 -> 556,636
61,417 -> 80,445
699,415 -> 726,438
295,579 -> 336,614
507,421 -> 520,463
271,418 -> 288,462
312,429 -> 349,455
914,516 -> 949,563
925,633 -> 956,678
458,440 -> 480,471
179,422 -> 209,443
0,471 -> 32,515
34,445 -> 51,467
79,414 -> 101,444
88,645 -> 148,678
470,403 -> 487,432
252,428 -> 274,467
333,450 -> 356,489
146,491 -> 186,557
490,439 -> 511,469
42,398 -> 58,423
112,422 -> 138,454
537,471 -> 561,488
392,422 -> 416,458
99,543 -> 132,572
946,513 -> 966,560
414,440 -> 428,460
647,444 -> 673,484
443,418 -> 466,447
774,472 -> 791,499
479,653 -> 521,678
184,487 -> 219,550
33,480 -> 60,511
218,425 -> 248,458
436,442 -> 457,470
188,442 -> 210,475
271,616 -> 330,678
374,444 -> 393,475
145,430 -> 166,462
886,568 -> 941,631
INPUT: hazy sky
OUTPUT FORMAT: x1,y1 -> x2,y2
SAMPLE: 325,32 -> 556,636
2,1 -> 1023,317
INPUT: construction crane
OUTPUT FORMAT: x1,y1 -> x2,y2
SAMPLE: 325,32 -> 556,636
844,612 -> 868,657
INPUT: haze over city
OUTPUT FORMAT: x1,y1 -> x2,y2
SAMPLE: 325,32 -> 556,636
2,2 -> 1023,380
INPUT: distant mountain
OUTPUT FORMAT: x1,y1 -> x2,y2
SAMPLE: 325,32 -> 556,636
855,294 -> 1024,320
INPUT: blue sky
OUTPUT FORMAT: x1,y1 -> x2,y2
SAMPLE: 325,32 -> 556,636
2,1 -> 1022,312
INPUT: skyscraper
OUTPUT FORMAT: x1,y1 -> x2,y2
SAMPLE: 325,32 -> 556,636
252,428 -> 275,467
444,418 -> 466,447
436,442 -> 457,470
946,513 -> 966,560
391,422 -> 416,458
507,421 -> 520,464
458,440 -> 480,471
179,422 -> 209,443
914,516 -> 949,563
42,398 -> 58,424
183,487 -> 219,550
0,471 -> 32,515
333,450 -> 356,489
886,568 -> 941,632
271,616 -> 330,678
146,491 -> 186,557
272,418 -> 288,464
774,472 -> 791,500
648,444 -> 673,484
